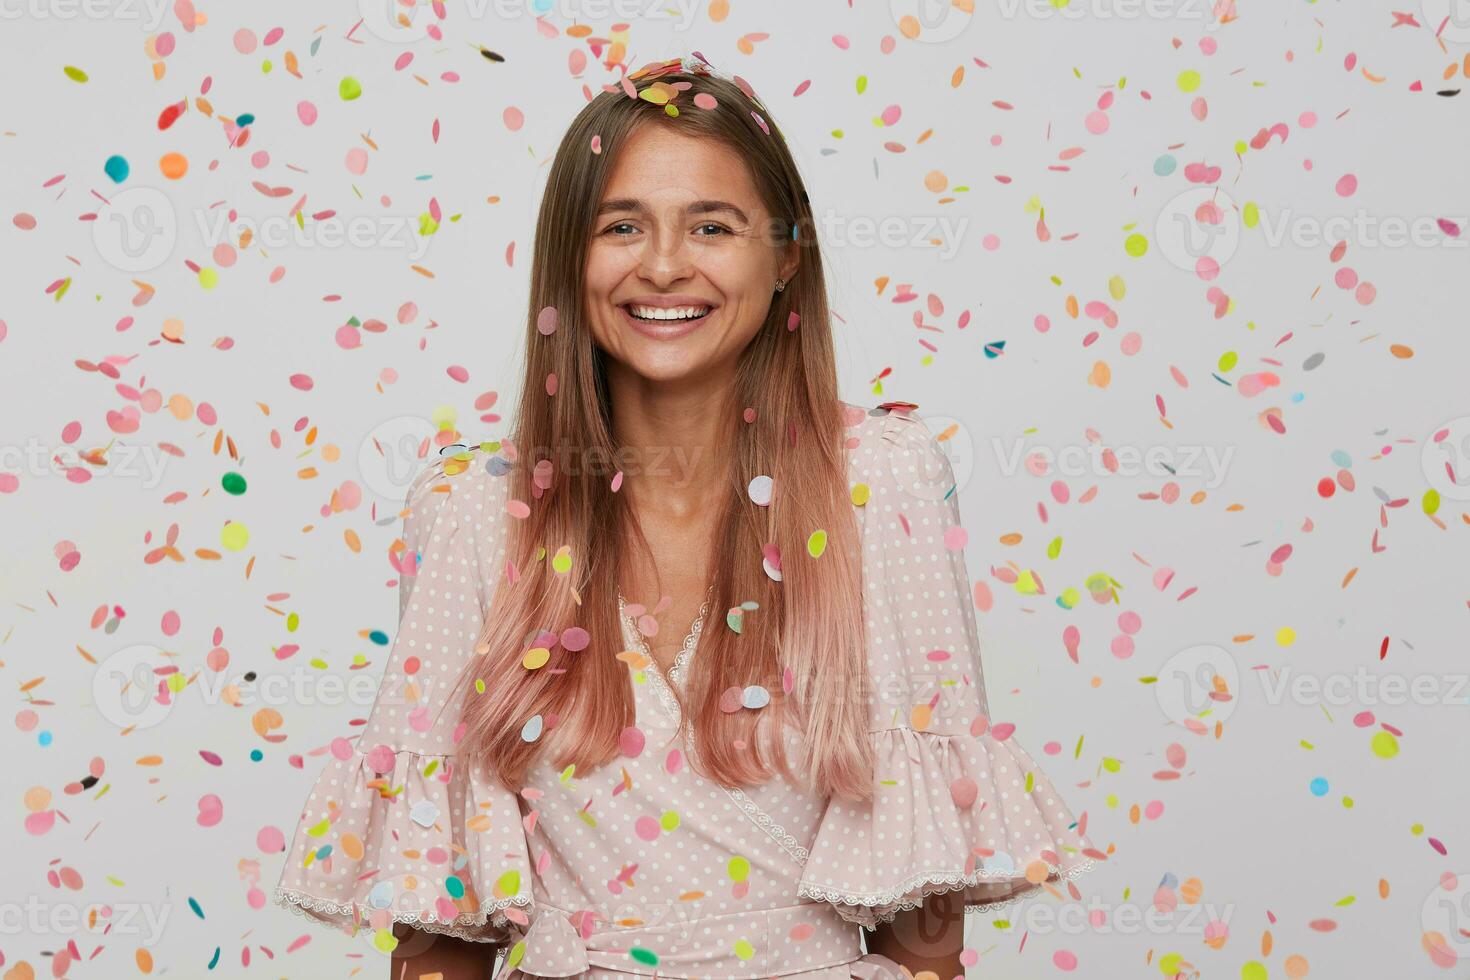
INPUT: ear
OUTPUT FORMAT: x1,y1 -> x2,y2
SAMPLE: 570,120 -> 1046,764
776,237 -> 799,287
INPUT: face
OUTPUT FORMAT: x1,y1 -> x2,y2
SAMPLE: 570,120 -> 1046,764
583,123 -> 798,386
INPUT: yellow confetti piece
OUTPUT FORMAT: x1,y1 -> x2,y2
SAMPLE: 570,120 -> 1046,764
220,522 -> 249,552
806,529 -> 827,557
506,940 -> 527,970
727,856 -> 750,882
1370,731 -> 1398,758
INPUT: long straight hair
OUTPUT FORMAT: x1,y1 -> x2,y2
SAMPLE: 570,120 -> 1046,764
449,59 -> 873,802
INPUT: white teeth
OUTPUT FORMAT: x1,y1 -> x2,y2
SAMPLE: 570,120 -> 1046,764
626,304 -> 711,321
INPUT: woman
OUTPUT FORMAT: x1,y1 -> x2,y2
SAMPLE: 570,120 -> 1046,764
274,54 -> 1094,979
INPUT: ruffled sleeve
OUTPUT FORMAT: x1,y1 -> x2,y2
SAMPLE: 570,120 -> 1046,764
273,452 -> 535,949
796,406 -> 1097,929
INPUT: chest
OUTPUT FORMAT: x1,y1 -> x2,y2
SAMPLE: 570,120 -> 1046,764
619,584 -> 713,679
620,524 -> 717,675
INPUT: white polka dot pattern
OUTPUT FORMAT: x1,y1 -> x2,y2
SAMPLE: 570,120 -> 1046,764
271,403 -> 1094,977
274,457 -> 536,946
794,406 -> 1096,929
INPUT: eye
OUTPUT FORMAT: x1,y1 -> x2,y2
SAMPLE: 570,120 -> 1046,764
604,221 -> 639,236
694,222 -> 730,237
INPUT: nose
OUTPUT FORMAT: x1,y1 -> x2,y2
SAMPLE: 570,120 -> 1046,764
635,208 -> 695,288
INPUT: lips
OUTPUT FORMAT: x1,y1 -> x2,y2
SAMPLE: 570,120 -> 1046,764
617,302 -> 717,340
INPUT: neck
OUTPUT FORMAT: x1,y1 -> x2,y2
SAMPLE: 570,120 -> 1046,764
607,365 -> 737,523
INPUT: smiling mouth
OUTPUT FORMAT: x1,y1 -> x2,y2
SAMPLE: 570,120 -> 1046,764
621,303 -> 714,323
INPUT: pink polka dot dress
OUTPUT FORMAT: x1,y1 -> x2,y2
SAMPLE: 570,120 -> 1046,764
274,401 -> 1095,978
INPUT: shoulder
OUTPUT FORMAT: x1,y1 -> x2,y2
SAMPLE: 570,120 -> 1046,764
841,400 -> 953,499
402,445 -> 515,540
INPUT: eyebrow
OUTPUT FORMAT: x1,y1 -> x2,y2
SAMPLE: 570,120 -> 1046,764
594,198 -> 750,224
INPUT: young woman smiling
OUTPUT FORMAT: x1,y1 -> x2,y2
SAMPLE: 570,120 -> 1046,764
275,54 -> 1093,980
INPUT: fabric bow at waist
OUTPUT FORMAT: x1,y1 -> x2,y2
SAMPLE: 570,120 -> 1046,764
504,900 -> 902,979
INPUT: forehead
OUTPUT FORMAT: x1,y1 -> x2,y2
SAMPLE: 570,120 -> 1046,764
599,124 -> 763,208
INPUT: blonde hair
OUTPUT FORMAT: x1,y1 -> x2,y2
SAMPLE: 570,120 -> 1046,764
451,59 -> 874,802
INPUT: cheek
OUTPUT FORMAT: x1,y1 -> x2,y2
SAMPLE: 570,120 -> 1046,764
703,244 -> 776,300
583,248 -> 623,297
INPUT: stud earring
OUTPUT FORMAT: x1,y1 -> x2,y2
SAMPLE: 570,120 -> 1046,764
774,279 -> 786,292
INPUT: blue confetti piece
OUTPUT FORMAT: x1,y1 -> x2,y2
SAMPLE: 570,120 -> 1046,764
103,155 -> 129,183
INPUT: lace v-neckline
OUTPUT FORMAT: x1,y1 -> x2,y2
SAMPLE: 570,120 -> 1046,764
616,585 -> 714,687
